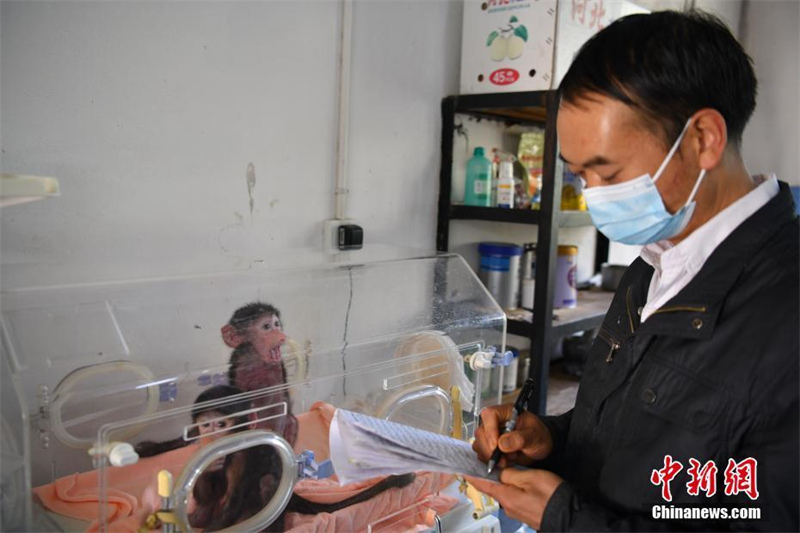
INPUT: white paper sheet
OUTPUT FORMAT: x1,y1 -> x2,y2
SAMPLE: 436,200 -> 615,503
329,409 -> 499,485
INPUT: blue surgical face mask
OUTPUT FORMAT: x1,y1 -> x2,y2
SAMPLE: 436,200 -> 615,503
581,118 -> 707,245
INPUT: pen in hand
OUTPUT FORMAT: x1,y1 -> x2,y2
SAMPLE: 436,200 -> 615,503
487,377 -> 535,475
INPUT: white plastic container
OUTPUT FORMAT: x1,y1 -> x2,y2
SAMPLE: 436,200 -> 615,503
502,351 -> 519,394
521,278 -> 535,310
478,242 -> 523,310
554,245 -> 578,308
496,160 -> 514,209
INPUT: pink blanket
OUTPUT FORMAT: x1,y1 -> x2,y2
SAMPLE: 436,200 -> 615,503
295,402 -> 335,462
283,474 -> 458,533
33,403 -> 457,532
33,443 -> 200,532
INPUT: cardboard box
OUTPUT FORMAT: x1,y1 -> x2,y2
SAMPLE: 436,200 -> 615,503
460,0 -> 649,95
460,0 -> 558,94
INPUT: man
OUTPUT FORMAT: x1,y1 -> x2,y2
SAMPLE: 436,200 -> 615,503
468,10 -> 799,532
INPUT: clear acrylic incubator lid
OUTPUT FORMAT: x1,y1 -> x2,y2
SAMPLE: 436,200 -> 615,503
1,254 -> 508,532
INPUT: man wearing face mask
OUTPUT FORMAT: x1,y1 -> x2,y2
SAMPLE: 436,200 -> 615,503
467,10 -> 799,532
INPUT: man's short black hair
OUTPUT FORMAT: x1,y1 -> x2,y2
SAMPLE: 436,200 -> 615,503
558,10 -> 757,148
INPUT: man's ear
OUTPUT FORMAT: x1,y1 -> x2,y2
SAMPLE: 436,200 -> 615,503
221,324 -> 242,348
692,108 -> 728,171
248,412 -> 258,430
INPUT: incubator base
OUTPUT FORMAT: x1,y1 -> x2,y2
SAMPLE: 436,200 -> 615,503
4,256 -> 508,532
434,499 -> 502,533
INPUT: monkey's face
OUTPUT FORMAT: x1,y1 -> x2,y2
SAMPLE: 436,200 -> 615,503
246,314 -> 286,363
196,411 -> 235,445
196,411 -> 238,470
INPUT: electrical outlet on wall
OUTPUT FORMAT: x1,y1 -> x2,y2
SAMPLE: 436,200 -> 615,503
323,219 -> 363,254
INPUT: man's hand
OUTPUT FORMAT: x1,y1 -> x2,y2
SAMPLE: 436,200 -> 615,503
465,469 -> 564,530
472,404 -> 553,469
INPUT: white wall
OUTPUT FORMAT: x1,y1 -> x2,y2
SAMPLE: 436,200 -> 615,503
651,0 -> 800,186
740,0 -> 800,186
694,0 -> 742,33
2,0 -> 794,289
1,1 -> 463,289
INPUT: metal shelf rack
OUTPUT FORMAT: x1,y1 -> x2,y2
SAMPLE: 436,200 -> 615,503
436,90 -> 612,414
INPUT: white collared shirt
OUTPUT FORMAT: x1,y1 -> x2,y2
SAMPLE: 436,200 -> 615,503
640,174 -> 780,323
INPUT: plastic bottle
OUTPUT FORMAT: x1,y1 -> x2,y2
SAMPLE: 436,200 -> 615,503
502,349 -> 519,394
464,147 -> 492,207
496,159 -> 515,209
491,153 -> 499,206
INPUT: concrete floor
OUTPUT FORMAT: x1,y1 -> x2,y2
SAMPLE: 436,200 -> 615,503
545,361 -> 581,416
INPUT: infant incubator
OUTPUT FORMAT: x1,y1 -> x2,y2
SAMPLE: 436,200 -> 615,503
1,255 -> 511,532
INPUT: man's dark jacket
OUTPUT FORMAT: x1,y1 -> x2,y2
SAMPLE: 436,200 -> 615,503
540,182 -> 799,531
